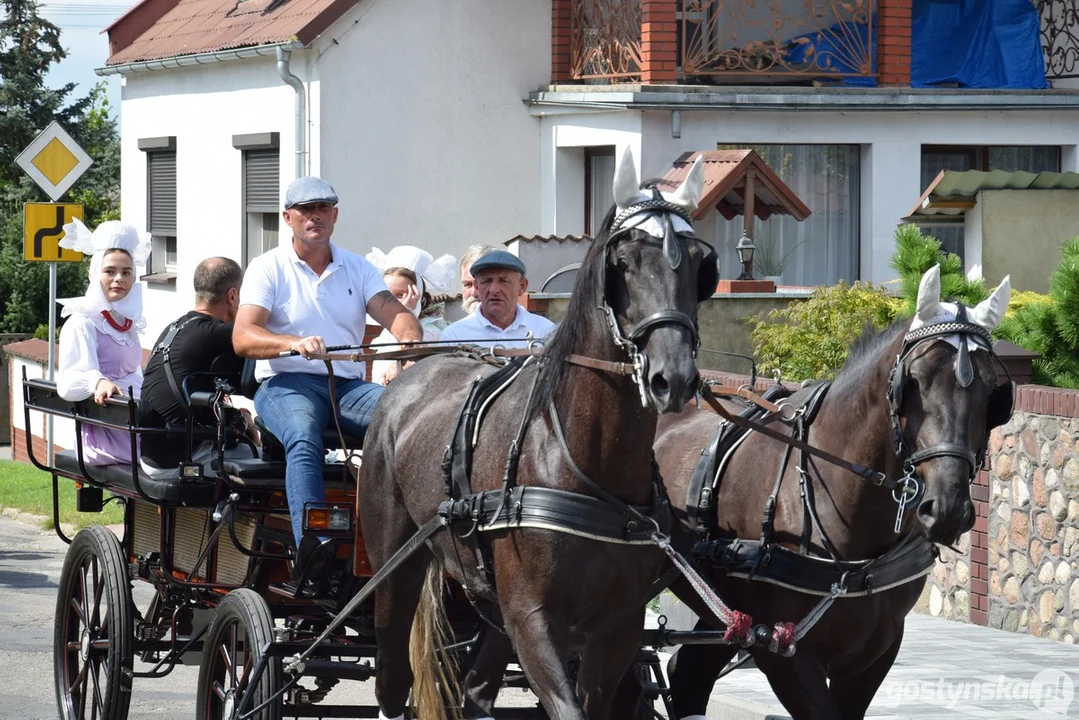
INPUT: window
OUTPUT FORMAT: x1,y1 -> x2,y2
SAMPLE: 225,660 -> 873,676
715,144 -> 860,286
140,136 -> 177,282
234,133 -> 281,265
584,146 -> 615,236
919,146 -> 1061,261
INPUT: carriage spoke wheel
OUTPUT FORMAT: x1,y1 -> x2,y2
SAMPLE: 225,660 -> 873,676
54,525 -> 134,720
197,589 -> 282,720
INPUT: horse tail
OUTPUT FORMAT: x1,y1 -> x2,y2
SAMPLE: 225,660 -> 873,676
409,559 -> 462,720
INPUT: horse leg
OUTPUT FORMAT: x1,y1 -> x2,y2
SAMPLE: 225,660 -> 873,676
666,630 -> 740,719
828,631 -> 904,720
576,611 -> 647,720
371,548 -> 430,719
501,608 -> 584,720
462,628 -> 515,719
755,650 -> 840,720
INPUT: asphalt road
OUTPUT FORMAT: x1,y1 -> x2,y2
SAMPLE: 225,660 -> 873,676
0,514 -> 544,720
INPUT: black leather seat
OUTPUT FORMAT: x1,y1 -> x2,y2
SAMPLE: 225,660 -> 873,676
217,457 -> 357,490
54,450 -> 218,507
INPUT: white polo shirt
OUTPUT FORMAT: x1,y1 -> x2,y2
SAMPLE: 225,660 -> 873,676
440,305 -> 556,349
240,240 -> 387,380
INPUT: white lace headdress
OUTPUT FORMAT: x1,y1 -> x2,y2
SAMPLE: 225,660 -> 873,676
366,245 -> 457,317
56,218 -> 152,329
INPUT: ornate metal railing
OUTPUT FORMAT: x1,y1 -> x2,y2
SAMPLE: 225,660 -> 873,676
681,0 -> 875,79
571,0 -> 642,81
1040,0 -> 1079,79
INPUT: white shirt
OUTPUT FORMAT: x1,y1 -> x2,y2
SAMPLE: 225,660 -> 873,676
240,240 -> 388,380
440,305 -> 556,349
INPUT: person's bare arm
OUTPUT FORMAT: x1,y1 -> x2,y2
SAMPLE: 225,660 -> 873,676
232,305 -> 326,359
366,290 -> 423,345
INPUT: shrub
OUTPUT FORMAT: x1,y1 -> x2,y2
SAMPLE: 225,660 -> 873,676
890,224 -> 987,315
748,282 -> 901,383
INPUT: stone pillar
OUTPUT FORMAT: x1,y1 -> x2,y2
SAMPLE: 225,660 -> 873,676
877,0 -> 912,86
552,0 -> 573,83
641,0 -> 678,84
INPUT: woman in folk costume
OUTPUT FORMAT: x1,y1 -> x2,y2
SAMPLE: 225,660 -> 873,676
365,245 -> 456,385
56,218 -> 151,465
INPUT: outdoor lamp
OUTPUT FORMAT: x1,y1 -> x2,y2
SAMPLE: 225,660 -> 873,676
735,233 -> 756,280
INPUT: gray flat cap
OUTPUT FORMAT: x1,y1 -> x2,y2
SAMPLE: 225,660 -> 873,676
469,250 -> 527,276
284,176 -> 338,209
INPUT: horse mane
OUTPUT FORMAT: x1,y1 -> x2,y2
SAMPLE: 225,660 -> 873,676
828,318 -> 910,396
529,204 -> 618,416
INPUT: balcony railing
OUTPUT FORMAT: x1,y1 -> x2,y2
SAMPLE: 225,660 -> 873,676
569,0 -> 876,83
681,0 -> 875,79
1040,0 -> 1079,79
571,0 -> 642,81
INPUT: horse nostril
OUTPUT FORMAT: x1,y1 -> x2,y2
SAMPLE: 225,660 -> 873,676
962,502 -> 975,532
649,373 -> 671,401
917,498 -> 936,526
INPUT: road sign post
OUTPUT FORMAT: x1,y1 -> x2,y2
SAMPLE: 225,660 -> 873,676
16,122 -> 93,466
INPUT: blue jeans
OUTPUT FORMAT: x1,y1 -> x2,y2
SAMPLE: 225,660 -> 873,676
254,373 -> 384,544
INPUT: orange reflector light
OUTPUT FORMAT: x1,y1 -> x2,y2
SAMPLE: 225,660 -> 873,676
304,506 -> 351,532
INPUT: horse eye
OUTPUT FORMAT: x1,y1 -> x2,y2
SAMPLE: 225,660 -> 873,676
616,257 -> 630,271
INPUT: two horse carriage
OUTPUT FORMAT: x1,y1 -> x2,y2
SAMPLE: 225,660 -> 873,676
21,152 -> 1016,720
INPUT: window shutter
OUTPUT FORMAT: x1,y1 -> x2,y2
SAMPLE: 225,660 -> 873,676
148,152 -> 177,235
245,150 -> 280,213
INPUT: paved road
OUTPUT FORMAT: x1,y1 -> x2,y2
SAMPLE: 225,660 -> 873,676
0,514 -> 542,720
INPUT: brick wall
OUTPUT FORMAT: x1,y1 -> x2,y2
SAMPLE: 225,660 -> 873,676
640,0 -> 677,84
551,0 -> 572,84
919,385 -> 1079,645
877,0 -> 912,86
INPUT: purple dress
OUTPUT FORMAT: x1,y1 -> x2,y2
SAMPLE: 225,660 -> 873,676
81,332 -> 143,465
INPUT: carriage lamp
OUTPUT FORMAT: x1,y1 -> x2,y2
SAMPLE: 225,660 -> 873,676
735,233 -> 756,281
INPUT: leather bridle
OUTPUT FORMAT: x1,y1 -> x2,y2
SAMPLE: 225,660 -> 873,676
601,194 -> 715,407
885,311 -> 1007,515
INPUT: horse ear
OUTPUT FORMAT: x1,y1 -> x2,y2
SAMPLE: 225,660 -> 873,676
971,275 -> 1011,332
915,264 -> 945,323
663,155 -> 705,214
613,147 -> 642,211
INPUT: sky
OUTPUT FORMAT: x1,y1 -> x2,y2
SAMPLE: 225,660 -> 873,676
38,0 -> 139,116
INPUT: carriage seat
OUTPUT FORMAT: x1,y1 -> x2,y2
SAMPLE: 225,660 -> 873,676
53,450 -> 219,507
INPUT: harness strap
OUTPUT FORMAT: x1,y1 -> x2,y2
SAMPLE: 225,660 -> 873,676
698,384 -> 896,490
151,313 -> 202,414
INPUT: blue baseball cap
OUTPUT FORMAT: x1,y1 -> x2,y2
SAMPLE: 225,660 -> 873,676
469,250 -> 527,277
284,176 -> 339,209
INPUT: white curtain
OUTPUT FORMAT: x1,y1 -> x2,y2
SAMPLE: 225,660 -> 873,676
714,145 -> 860,287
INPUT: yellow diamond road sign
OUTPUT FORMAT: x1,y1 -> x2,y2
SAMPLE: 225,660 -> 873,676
24,203 -> 85,263
15,122 -> 93,201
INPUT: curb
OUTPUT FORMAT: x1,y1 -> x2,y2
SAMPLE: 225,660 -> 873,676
1,505 -> 78,538
708,694 -> 791,720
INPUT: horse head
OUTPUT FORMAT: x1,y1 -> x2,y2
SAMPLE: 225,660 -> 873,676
889,265 -> 1013,545
596,148 -> 718,413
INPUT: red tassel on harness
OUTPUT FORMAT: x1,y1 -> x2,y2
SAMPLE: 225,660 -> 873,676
770,621 -> 796,657
722,610 -> 754,647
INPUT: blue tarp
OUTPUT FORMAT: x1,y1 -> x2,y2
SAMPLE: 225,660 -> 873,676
912,0 -> 1049,89
785,18 -> 877,87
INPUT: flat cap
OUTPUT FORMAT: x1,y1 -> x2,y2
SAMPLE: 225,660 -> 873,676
469,250 -> 527,277
284,176 -> 338,209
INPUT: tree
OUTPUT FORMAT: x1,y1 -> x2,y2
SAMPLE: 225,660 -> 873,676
0,0 -> 120,334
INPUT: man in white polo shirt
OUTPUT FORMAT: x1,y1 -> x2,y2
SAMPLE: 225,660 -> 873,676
233,176 -> 422,574
440,250 -> 555,348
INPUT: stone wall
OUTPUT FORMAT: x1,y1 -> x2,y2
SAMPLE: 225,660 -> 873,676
917,385 -> 1079,644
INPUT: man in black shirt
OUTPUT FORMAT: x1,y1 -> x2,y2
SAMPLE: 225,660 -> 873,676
141,257 -> 250,477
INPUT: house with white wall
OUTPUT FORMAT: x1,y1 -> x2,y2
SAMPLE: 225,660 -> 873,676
98,0 -> 1079,344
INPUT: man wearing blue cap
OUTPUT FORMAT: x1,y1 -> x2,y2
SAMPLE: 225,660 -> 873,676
440,250 -> 555,348
233,176 -> 422,577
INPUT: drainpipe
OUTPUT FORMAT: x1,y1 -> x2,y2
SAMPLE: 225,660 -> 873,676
276,46 -> 307,178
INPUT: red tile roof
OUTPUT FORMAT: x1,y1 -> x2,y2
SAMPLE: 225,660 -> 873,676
106,0 -> 357,66
659,150 -> 812,222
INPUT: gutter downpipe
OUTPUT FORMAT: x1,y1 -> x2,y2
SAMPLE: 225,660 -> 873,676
276,46 -> 307,178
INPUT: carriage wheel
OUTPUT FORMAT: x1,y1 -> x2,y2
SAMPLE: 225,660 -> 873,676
53,525 -> 134,720
196,589 -> 283,720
